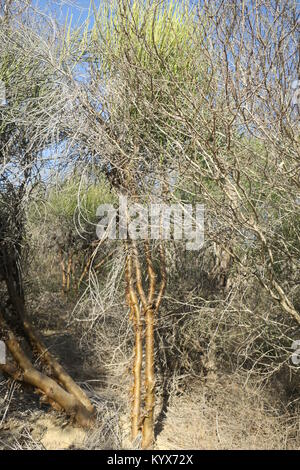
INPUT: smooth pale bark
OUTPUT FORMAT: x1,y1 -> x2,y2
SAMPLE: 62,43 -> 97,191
141,242 -> 157,449
125,236 -> 166,449
126,247 -> 143,440
141,306 -> 155,449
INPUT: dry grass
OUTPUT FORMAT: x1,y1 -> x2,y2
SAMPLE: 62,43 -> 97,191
0,367 -> 124,450
155,374 -> 300,450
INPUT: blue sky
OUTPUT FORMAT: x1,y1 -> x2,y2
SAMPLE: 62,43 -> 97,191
35,0 -> 93,27
34,0 -> 199,27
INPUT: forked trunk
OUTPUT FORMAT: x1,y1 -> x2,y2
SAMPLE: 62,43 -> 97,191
125,239 -> 166,449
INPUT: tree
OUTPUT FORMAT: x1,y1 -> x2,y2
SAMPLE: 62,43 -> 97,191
58,0 -> 199,448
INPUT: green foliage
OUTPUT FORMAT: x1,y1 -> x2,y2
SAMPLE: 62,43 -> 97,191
91,0 -> 199,80
31,174 -> 116,232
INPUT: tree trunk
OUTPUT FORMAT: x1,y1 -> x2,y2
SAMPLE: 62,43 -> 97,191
126,240 -> 166,449
142,306 -> 155,449
125,247 -> 143,441
1,253 -> 95,422
0,312 -> 94,427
